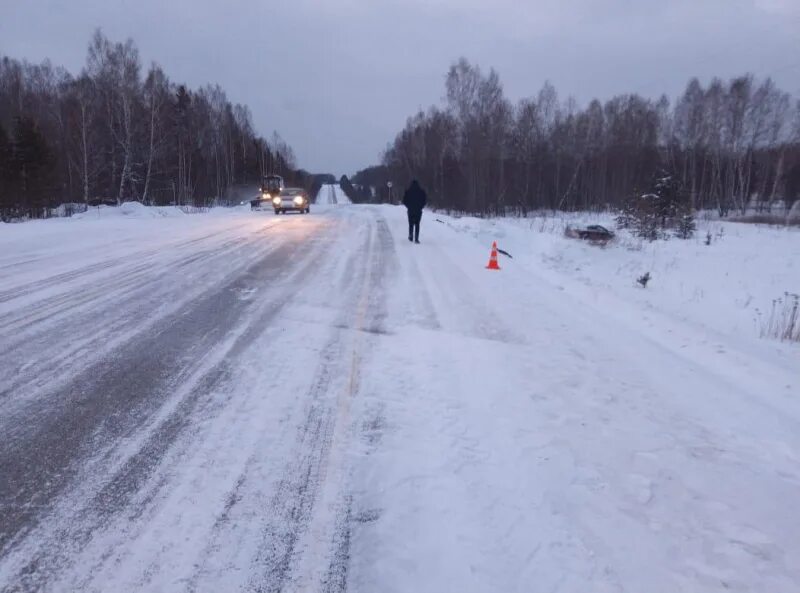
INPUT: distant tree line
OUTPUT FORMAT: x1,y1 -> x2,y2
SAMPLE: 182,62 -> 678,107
0,30 -> 315,220
357,58 -> 800,216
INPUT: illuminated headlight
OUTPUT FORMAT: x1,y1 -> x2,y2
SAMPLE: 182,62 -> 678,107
262,192 -> 270,199
293,196 -> 305,206
272,197 -> 282,205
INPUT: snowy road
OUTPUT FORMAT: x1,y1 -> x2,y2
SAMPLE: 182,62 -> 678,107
315,184 -> 350,206
1,204 -> 798,592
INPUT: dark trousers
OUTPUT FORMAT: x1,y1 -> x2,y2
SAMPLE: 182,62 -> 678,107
407,211 -> 421,241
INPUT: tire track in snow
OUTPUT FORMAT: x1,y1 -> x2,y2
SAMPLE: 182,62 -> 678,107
0,221 -> 280,330
248,336 -> 348,593
56,213 -> 365,592
0,210 -> 392,592
0,222 -> 259,304
243,231 -> 370,591
0,223 -> 286,407
0,220 -> 333,590
171,217 -> 373,592
43,220 -> 346,593
282,215 -> 395,593
413,241 -> 524,345
196,213 -> 394,593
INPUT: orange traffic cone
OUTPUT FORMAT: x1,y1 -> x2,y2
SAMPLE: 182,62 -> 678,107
486,241 -> 501,270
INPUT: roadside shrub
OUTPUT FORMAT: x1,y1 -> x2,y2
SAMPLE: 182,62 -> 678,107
758,293 -> 800,342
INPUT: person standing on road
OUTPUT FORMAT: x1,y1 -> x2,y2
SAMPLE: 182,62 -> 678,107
402,179 -> 427,244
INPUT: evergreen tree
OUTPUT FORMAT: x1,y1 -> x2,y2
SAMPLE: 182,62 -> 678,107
615,195 -> 637,229
652,173 -> 685,228
625,171 -> 693,241
655,172 -> 695,239
633,194 -> 661,241
675,213 -> 697,239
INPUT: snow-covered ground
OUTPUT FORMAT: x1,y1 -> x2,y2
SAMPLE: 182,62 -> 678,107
347,206 -> 799,593
0,203 -> 798,592
315,183 -> 350,205
432,210 -> 800,354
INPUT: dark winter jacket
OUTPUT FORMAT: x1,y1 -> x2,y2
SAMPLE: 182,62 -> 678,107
402,180 -> 427,214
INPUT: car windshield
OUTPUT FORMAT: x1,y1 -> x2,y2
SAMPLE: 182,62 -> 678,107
281,189 -> 303,197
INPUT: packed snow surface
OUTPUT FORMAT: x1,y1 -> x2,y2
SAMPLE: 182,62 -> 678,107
316,183 -> 350,205
0,203 -> 797,592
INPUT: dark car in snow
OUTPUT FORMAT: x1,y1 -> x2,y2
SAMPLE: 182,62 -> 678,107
565,224 -> 615,243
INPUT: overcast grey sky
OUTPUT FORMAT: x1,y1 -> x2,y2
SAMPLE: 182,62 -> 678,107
2,0 -> 799,175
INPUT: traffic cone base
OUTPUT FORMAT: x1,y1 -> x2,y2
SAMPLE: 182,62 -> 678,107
486,241 -> 501,270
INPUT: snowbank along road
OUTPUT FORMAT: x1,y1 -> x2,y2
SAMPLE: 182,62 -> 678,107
0,200 -> 798,592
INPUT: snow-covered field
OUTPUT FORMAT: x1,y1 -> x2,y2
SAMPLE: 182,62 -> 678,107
435,210 -> 800,353
0,203 -> 798,592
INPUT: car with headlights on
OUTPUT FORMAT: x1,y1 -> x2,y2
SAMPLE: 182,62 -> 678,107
271,188 -> 310,214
